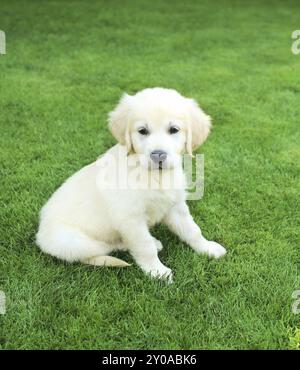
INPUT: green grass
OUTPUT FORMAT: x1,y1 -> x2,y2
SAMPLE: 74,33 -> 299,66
0,0 -> 299,349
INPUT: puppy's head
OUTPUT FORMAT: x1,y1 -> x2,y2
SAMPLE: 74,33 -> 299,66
108,87 -> 211,169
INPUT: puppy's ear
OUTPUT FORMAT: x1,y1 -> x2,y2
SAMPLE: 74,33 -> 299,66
108,93 -> 132,152
186,98 -> 211,155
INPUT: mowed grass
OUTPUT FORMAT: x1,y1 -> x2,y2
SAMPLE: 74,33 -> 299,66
0,0 -> 299,349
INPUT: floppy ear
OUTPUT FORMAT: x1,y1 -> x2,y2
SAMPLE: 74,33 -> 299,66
186,98 -> 211,155
108,93 -> 132,152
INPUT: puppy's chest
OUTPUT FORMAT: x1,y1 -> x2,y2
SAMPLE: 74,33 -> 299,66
144,190 -> 179,226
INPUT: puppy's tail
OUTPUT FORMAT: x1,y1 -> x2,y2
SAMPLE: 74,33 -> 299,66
83,255 -> 131,267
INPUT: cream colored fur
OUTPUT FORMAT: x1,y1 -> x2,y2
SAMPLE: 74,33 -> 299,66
36,88 -> 226,282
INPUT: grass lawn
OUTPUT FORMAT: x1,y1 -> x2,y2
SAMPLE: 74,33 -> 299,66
0,0 -> 299,349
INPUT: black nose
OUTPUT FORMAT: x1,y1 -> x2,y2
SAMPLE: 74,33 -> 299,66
150,150 -> 168,163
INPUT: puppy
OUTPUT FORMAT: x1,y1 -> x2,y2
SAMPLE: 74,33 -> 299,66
36,88 -> 226,281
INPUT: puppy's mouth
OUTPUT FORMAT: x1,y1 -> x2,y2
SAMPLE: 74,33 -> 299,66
149,161 -> 170,171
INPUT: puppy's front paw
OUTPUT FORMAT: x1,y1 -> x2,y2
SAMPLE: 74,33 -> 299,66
146,263 -> 173,283
153,237 -> 163,252
197,240 -> 227,259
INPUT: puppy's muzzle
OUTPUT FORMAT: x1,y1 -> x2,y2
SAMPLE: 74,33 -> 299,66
150,150 -> 167,164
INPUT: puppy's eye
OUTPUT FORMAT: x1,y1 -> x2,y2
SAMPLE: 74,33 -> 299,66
169,126 -> 180,134
138,127 -> 149,135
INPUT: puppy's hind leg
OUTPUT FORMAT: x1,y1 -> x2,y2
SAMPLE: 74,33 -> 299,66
36,224 -> 129,267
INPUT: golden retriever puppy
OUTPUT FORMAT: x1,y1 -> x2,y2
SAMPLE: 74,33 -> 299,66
36,88 -> 226,282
